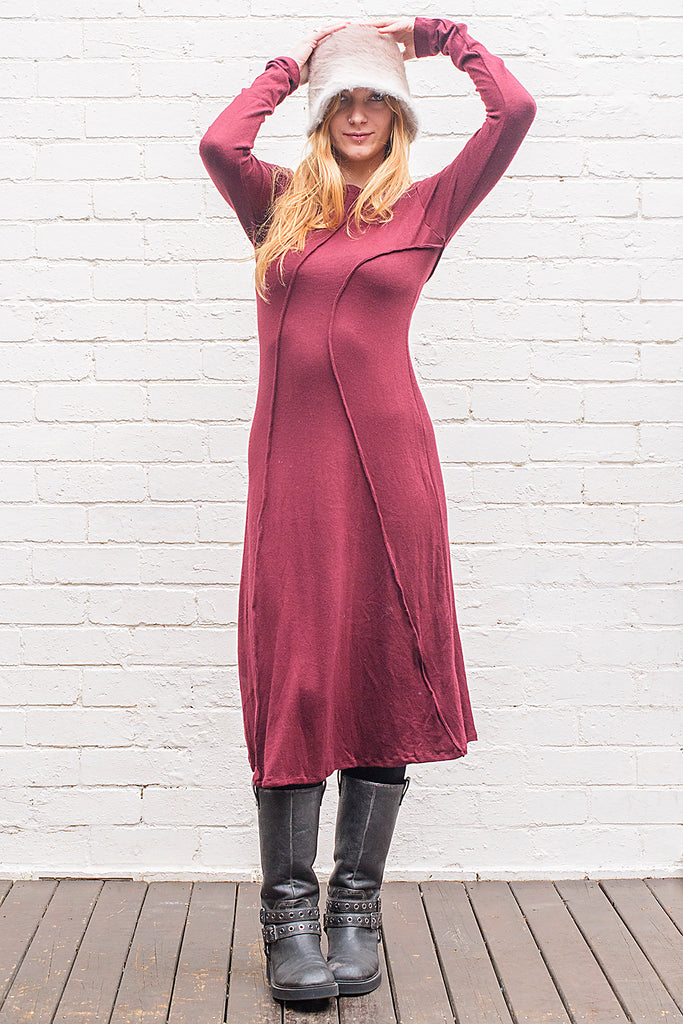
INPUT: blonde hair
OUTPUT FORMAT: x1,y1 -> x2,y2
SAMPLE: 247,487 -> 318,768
254,94 -> 412,300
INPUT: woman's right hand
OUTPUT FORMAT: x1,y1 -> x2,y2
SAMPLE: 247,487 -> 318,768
286,22 -> 349,84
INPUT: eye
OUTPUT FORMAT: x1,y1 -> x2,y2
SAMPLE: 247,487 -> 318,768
369,92 -> 386,102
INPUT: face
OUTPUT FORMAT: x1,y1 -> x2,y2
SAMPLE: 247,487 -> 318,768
328,88 -> 394,174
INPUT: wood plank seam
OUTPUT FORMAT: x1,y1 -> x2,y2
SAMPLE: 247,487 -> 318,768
165,881 -> 195,1020
0,881 -> 58,1016
107,881 -> 149,1020
507,881 -> 577,1024
52,880 -> 106,1016
379,919 -> 400,1024
599,879 -> 683,1016
644,879 -> 683,938
552,881 -> 635,1024
221,881 -> 240,1024
461,882 -> 517,1024
417,884 -> 456,1022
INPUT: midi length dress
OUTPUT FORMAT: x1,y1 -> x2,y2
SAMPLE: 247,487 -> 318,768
199,17 -> 536,788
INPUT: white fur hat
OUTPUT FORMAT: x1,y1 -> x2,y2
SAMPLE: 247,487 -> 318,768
306,24 -> 420,142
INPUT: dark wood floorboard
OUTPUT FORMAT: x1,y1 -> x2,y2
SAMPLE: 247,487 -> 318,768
556,878 -> 683,1024
647,876 -> 683,933
0,877 -> 680,1023
53,880 -> 147,1024
510,879 -> 628,1024
466,879 -> 571,1023
0,879 -> 56,1006
0,879 -> 101,1024
168,881 -> 236,1024
110,881 -> 191,1024
600,878 -> 683,1012
382,880 -> 453,1024
422,880 -> 514,1024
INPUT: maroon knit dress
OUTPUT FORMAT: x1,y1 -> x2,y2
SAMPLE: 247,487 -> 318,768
199,18 -> 536,787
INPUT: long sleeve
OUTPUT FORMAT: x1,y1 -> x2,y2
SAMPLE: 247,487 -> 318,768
199,56 -> 300,244
413,18 -> 536,247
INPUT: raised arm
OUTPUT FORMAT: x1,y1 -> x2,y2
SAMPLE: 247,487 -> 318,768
198,57 -> 299,244
411,17 -> 537,246
199,21 -> 349,245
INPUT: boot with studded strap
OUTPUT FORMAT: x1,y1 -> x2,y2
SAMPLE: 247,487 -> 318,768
255,781 -> 338,1002
324,772 -> 410,995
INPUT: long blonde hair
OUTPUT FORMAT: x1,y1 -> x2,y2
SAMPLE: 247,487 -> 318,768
254,94 -> 413,300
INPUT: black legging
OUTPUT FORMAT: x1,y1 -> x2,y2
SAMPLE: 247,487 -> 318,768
265,765 -> 406,789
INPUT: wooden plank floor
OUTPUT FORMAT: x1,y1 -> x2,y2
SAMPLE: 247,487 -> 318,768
0,877 -> 680,1023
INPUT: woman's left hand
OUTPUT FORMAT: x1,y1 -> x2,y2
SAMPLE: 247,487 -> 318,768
365,17 -> 417,60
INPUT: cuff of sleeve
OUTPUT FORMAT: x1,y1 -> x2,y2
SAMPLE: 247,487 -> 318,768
265,55 -> 301,94
413,17 -> 442,58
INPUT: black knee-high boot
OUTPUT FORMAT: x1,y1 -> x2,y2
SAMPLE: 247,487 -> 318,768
255,781 -> 338,1001
324,771 -> 410,996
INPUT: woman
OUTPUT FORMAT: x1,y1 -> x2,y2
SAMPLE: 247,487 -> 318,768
199,16 -> 536,1003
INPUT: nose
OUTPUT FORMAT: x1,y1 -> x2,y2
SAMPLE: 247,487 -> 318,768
347,101 -> 367,125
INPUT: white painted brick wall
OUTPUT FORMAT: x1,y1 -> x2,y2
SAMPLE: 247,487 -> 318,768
1,0 -> 681,881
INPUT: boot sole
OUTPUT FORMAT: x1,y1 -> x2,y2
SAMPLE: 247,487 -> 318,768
266,960 -> 339,1001
336,969 -> 382,996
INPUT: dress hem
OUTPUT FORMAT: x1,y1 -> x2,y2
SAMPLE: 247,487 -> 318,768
251,738 -> 477,788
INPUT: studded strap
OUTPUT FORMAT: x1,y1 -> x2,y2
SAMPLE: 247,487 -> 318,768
324,894 -> 382,931
260,905 -> 322,947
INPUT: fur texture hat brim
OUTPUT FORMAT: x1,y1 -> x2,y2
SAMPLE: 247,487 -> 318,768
306,24 -> 420,142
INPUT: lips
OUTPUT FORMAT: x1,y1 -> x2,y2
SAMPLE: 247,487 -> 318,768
344,133 -> 371,141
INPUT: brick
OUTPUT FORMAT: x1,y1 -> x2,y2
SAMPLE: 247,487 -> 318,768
0,425 -> 93,461
196,586 -> 239,625
0,710 -> 23,744
148,384 -> 256,421
197,504 -> 246,543
81,749 -> 191,786
0,548 -> 31,584
0,749 -> 80,786
0,588 -> 85,625
530,342 -> 638,382
148,464 -> 246,501
637,505 -> 681,542
22,627 -> 129,665
206,424 -> 249,462
0,786 -> 142,828
27,706 -> 136,745
38,60 -> 136,97
88,504 -> 197,543
413,340 -> 530,381
0,505 -> 87,542
140,545 -> 242,584
122,626 -> 236,665
0,466 -> 35,501
0,343 -> 91,382
88,588 -> 195,626
0,666 -> 78,705
36,222 -> 144,261
93,423 -> 205,461
637,750 -> 683,785
95,342 -> 201,381
142,784 -> 252,827
36,384 -> 145,422
36,142 -> 142,180
93,263 -> 193,300
146,301 -> 257,341
583,384 -> 683,422
37,464 -> 146,502
472,383 -> 580,421
201,342 -> 260,385
93,180 -> 202,220
35,301 -> 146,342
584,465 -> 683,503
436,422 -> 528,462
529,424 -> 637,461
33,546 -> 140,584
